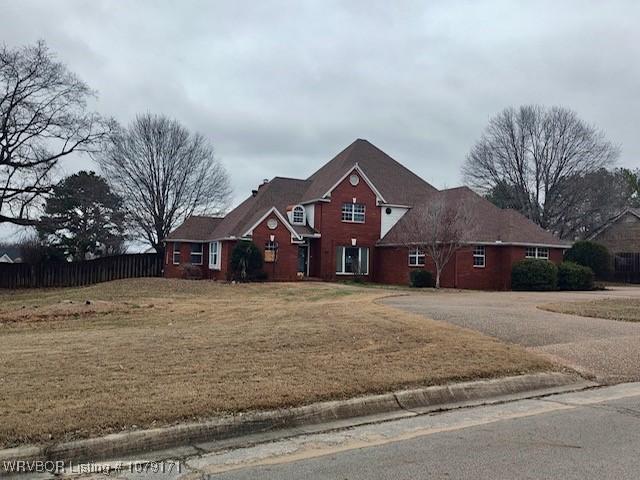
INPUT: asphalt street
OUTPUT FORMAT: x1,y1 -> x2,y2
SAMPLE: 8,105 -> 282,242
185,383 -> 640,480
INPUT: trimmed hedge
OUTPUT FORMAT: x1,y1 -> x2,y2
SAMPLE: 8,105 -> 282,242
558,261 -> 594,291
511,259 -> 558,291
410,270 -> 433,288
565,241 -> 612,279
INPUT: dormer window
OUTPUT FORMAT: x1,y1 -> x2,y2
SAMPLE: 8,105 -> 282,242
292,205 -> 306,225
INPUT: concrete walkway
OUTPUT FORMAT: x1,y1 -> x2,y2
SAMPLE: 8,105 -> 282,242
383,286 -> 640,383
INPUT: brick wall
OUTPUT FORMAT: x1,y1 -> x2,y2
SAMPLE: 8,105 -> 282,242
315,169 -> 381,280
374,245 -> 566,290
252,216 -> 301,281
592,212 -> 640,254
164,241 -> 210,279
164,240 -> 233,280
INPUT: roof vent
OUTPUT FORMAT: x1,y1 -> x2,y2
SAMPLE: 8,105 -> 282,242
251,189 -> 258,197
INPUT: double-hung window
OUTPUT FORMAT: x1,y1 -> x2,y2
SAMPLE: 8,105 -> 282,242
408,248 -> 425,267
336,246 -> 369,275
525,247 -> 549,260
190,243 -> 203,265
473,245 -> 486,268
341,203 -> 365,223
209,241 -> 221,269
172,242 -> 181,264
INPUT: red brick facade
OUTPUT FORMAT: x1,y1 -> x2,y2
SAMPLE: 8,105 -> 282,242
164,240 -> 234,281
313,169 -> 381,281
374,245 -> 564,289
163,140 -> 569,290
252,216 -> 301,281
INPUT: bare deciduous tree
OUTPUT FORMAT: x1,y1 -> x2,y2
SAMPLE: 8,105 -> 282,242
0,41 -> 112,226
463,105 -> 619,237
399,193 -> 475,288
100,113 -> 231,252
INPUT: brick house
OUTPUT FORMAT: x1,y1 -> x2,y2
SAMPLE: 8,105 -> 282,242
164,139 -> 570,289
589,208 -> 640,282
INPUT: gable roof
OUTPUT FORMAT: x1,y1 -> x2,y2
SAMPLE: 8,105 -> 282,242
165,216 -> 224,241
208,177 -> 314,240
165,139 -> 567,248
379,186 -> 570,247
204,139 -> 437,240
589,208 -> 640,240
301,139 -> 438,205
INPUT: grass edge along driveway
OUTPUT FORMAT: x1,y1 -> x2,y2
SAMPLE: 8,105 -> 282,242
0,279 -> 557,448
541,297 -> 640,323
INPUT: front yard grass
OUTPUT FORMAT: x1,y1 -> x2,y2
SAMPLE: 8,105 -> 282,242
0,279 -> 554,448
541,298 -> 640,322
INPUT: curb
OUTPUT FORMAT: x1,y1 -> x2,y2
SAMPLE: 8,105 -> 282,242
0,372 -> 594,468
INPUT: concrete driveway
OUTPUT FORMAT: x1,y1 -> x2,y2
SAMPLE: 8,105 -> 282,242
383,286 -> 640,384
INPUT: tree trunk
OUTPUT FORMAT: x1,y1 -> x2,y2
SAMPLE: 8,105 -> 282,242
435,269 -> 441,289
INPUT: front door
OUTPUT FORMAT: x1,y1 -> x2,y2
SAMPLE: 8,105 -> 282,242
297,245 -> 309,276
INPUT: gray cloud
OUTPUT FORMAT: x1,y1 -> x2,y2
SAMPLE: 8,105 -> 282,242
1,0 -> 639,235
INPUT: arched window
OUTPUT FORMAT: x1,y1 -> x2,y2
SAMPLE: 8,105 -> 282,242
292,205 -> 306,225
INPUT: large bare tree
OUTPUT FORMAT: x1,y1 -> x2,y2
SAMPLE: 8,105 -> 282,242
0,41 -> 112,226
399,193 -> 476,288
100,113 -> 231,252
463,105 -> 619,237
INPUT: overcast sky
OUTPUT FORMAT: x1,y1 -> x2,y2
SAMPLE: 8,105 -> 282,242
1,0 -> 639,239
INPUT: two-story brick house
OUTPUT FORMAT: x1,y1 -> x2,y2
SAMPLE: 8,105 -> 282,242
164,139 -> 570,289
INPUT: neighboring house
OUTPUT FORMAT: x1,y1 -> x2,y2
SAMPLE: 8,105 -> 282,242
590,208 -> 640,283
0,246 -> 22,263
164,139 -> 570,289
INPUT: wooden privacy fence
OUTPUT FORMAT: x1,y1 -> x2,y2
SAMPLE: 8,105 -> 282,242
0,253 -> 163,289
613,252 -> 640,284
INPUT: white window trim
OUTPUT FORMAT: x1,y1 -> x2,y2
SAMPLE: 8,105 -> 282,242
292,205 -> 306,225
408,247 -> 425,267
525,246 -> 550,260
473,245 -> 486,268
336,246 -> 369,275
209,241 -> 221,270
341,202 -> 366,223
172,243 -> 180,265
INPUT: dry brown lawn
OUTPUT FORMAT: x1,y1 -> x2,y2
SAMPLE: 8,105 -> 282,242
542,298 -> 640,322
0,279 -> 554,448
